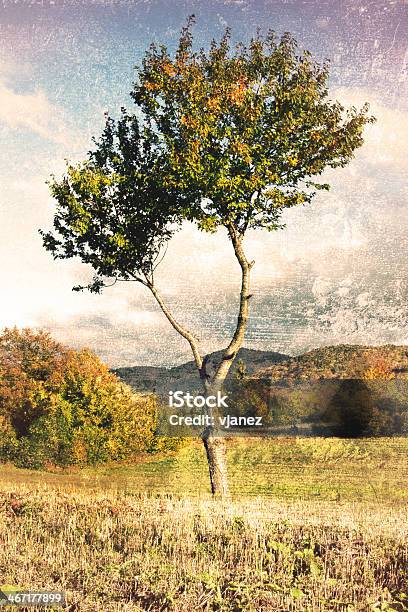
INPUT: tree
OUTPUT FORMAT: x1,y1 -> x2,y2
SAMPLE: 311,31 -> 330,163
0,327 -> 156,467
324,379 -> 380,437
41,18 -> 374,496
0,327 -> 66,436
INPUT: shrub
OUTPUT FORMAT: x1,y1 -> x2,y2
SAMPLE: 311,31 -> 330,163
0,327 -> 157,467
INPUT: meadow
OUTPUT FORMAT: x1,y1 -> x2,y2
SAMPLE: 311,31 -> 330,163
0,437 -> 407,611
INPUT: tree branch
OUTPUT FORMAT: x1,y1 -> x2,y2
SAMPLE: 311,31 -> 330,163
213,224 -> 254,384
144,279 -> 203,371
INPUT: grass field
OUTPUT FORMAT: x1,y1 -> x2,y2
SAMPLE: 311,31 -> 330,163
2,437 -> 407,502
1,437 -> 407,610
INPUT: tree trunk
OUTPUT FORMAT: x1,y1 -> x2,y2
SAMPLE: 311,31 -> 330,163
145,224 -> 253,498
202,432 -> 229,497
200,380 -> 230,497
198,226 -> 252,497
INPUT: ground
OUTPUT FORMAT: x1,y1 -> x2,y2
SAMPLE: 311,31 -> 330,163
0,438 -> 407,611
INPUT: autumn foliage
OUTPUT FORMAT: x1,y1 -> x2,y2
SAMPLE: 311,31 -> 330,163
0,328 -> 156,468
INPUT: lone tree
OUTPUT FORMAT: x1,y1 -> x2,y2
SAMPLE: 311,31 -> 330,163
41,18 -> 374,496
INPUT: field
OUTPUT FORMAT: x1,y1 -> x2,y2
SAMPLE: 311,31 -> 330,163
1,437 -> 407,611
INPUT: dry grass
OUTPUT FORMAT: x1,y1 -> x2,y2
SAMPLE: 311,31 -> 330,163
0,481 -> 407,611
1,438 -> 407,610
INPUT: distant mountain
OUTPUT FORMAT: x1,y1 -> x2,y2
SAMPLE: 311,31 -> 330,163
114,344 -> 408,398
254,344 -> 408,381
114,348 -> 289,396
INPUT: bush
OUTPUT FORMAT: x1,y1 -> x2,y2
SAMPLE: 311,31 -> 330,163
0,414 -> 18,461
0,327 -> 158,468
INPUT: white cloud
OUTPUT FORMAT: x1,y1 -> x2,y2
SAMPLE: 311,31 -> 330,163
0,77 -> 79,147
332,86 -> 408,172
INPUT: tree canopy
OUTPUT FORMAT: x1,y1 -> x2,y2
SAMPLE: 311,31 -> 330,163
133,19 -> 374,234
41,18 -> 374,292
41,113 -> 185,293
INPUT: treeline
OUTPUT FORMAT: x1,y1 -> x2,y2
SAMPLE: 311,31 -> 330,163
227,345 -> 408,437
0,328 -> 168,469
228,375 -> 408,437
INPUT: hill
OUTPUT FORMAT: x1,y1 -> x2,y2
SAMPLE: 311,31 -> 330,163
254,344 -> 408,381
114,348 -> 289,396
114,345 -> 408,396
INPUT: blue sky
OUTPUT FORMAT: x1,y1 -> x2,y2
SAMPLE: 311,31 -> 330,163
0,0 -> 407,366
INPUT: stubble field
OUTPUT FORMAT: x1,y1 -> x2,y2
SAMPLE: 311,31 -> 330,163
0,437 -> 407,611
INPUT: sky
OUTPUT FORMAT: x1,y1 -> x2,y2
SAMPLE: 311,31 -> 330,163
0,0 -> 407,367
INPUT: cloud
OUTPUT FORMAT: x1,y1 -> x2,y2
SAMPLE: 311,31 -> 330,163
332,87 -> 408,173
0,77 -> 79,147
